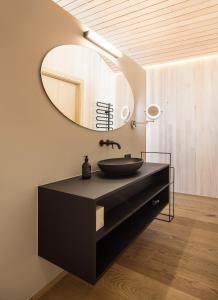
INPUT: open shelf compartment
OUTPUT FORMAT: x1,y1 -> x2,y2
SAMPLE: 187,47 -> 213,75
96,182 -> 169,241
96,187 -> 169,279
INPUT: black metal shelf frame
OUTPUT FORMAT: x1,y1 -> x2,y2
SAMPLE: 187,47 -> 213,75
141,151 -> 175,222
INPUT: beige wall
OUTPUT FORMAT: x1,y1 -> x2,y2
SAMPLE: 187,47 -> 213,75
146,57 -> 218,198
0,1 -> 146,299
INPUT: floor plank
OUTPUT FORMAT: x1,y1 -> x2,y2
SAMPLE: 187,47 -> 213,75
38,193 -> 218,300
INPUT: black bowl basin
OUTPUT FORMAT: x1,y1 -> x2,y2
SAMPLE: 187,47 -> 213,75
98,157 -> 144,177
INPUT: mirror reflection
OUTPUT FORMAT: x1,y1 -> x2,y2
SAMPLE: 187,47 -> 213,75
40,45 -> 134,131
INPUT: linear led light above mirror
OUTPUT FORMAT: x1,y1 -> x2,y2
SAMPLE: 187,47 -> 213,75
84,30 -> 122,59
143,53 -> 218,69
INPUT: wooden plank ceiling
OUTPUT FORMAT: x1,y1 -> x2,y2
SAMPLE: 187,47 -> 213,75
53,0 -> 218,66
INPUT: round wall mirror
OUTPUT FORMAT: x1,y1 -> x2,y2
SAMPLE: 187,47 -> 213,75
145,104 -> 161,120
40,44 -> 134,131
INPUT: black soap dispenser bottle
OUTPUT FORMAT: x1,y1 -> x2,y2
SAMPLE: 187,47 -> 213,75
82,155 -> 91,179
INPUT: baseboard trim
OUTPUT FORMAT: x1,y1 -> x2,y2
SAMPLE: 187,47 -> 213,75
175,192 -> 218,200
29,271 -> 68,300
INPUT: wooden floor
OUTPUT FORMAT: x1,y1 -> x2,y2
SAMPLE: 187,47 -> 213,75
38,193 -> 218,300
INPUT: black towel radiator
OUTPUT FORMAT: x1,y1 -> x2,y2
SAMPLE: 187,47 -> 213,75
96,101 -> 114,131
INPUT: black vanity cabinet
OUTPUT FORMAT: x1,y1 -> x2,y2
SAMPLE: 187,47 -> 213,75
38,163 -> 170,284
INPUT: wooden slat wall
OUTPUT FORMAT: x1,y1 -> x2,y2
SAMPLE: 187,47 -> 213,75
53,0 -> 218,66
146,56 -> 218,198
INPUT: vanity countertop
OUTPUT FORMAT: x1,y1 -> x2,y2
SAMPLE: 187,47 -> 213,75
39,162 -> 169,201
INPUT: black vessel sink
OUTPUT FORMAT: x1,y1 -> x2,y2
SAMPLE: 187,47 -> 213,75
98,158 -> 144,177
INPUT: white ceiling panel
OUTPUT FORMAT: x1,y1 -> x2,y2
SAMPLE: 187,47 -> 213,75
53,0 -> 218,66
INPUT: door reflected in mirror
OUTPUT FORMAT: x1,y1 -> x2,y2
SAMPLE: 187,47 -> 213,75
40,45 -> 134,131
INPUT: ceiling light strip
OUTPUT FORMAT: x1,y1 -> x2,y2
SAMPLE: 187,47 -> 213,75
136,49 -> 218,65
83,30 -> 122,59
143,53 -> 218,68
140,49 -> 218,64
